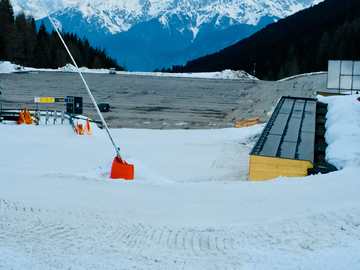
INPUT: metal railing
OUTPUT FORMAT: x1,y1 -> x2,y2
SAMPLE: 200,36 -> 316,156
1,109 -> 103,129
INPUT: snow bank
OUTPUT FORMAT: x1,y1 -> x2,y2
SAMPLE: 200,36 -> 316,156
0,62 -> 110,74
57,63 -> 109,73
0,61 -> 258,80
212,69 -> 258,80
120,69 -> 258,80
0,61 -> 20,73
318,94 -> 360,170
278,71 -> 327,81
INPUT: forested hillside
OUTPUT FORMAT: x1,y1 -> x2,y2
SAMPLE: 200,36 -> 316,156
0,0 -> 122,70
173,0 -> 360,80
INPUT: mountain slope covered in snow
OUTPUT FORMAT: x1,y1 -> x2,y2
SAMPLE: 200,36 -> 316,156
175,0 -> 360,79
13,0 -> 322,71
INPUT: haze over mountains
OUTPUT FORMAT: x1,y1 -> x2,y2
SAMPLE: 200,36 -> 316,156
12,0 -> 322,71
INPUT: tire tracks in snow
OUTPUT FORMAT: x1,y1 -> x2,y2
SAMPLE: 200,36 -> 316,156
1,197 -> 360,268
107,223 -> 236,254
0,198 -> 240,268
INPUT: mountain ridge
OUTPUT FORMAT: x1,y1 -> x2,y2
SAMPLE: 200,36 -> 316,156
12,0 -> 322,71
173,0 -> 360,80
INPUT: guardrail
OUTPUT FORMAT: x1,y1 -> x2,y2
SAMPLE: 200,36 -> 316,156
0,109 -> 103,129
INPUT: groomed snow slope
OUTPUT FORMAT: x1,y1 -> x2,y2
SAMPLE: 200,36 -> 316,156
1,61 -> 360,269
0,92 -> 360,269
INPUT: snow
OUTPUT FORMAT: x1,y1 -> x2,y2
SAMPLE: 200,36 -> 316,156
0,61 -> 25,74
0,61 -> 258,80
123,69 -> 258,80
278,71 -> 328,81
13,0 -> 325,36
1,62 -> 360,269
318,94 -> 360,170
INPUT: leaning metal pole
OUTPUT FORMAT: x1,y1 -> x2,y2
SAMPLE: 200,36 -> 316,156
39,0 -> 122,159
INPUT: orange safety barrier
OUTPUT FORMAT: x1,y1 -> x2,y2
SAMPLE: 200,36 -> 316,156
76,123 -> 85,135
17,108 -> 36,125
17,111 -> 25,124
84,118 -> 92,135
76,119 -> 92,135
110,157 -> 134,180
24,108 -> 33,124
234,117 -> 259,128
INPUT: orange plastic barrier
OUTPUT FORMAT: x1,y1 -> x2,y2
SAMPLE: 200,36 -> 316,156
17,108 -> 36,125
110,157 -> 134,180
76,123 -> 85,135
24,108 -> 33,124
76,119 -> 92,135
17,111 -> 25,124
234,117 -> 259,128
84,118 -> 92,135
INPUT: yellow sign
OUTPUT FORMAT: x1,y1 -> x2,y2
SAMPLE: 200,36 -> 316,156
34,97 -> 55,103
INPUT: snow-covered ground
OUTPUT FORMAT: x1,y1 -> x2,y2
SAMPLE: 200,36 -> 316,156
0,61 -> 258,80
1,62 -> 360,269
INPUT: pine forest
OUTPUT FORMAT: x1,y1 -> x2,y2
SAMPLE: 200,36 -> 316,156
0,0 -> 122,70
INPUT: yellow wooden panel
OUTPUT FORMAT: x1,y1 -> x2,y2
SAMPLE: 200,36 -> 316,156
249,155 -> 313,181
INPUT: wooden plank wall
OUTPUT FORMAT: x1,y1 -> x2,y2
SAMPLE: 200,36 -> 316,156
249,155 -> 314,181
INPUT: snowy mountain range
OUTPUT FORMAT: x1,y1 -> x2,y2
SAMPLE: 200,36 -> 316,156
12,0 -> 323,71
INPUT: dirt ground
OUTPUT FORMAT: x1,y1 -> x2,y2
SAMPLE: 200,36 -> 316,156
0,72 -> 328,129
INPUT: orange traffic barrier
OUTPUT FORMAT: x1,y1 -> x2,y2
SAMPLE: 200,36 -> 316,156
110,157 -> 134,180
84,118 -> 92,135
76,123 -> 85,135
24,108 -> 33,124
234,117 -> 259,128
17,111 -> 25,124
17,108 -> 36,125
76,119 -> 92,135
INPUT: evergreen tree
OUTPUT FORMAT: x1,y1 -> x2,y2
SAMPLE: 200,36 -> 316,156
13,11 -> 37,65
81,38 -> 91,67
315,31 -> 330,71
175,0 -> 360,80
0,0 -> 15,60
92,55 -> 102,69
13,11 -> 27,63
34,21 -> 51,67
0,0 -> 122,70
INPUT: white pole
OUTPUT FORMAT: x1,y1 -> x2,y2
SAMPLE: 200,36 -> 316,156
39,0 -> 122,159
